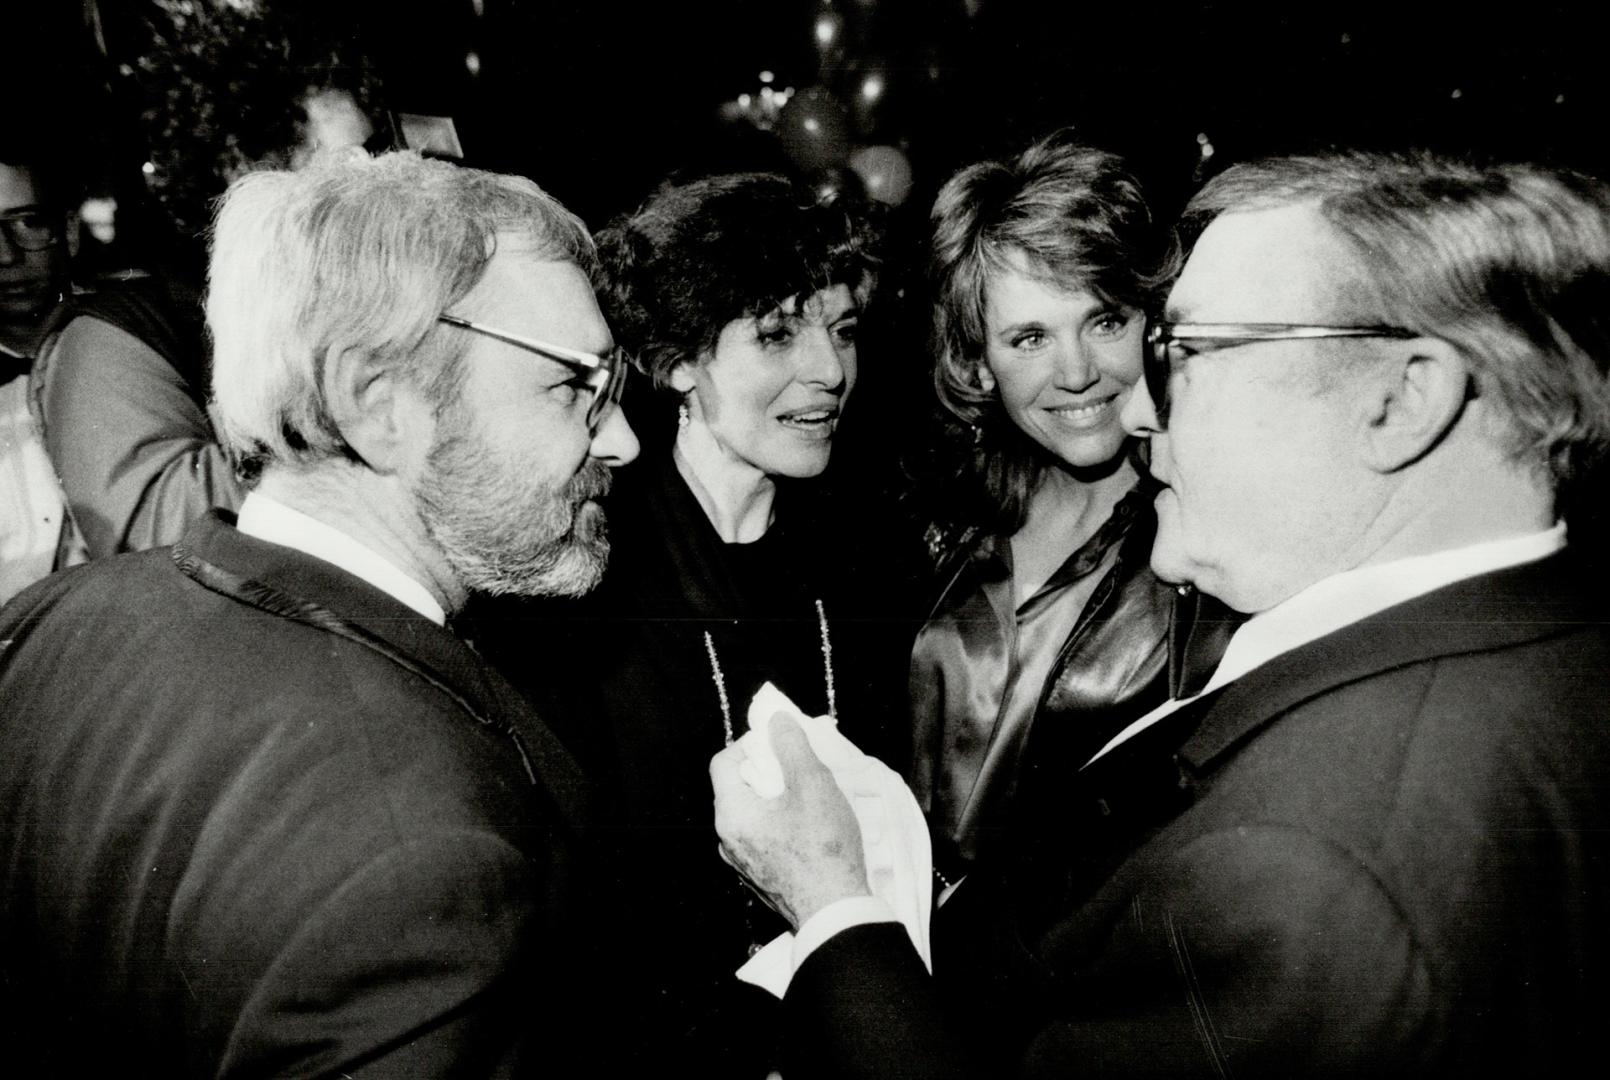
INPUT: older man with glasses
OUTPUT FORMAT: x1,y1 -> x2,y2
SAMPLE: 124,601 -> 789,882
711,149 -> 1610,1077
0,151 -> 637,1075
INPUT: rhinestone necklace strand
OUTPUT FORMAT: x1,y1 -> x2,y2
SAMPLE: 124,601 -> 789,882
703,599 -> 837,746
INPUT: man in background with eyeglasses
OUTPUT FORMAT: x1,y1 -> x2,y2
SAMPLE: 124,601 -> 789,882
1,147 -> 78,603
3,131 -> 240,604
0,151 -> 637,1075
711,149 -> 1610,1077
0,155 -> 74,358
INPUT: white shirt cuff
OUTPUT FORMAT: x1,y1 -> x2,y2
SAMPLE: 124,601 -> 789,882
792,895 -> 900,974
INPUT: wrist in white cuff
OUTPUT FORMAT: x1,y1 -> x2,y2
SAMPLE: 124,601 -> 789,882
791,895 -> 900,974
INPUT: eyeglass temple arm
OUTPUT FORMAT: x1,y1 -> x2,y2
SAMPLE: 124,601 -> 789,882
1156,323 -> 1417,341
437,313 -> 609,370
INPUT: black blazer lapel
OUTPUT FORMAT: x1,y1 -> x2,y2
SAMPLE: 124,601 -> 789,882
1177,551 -> 1595,775
171,511 -> 594,830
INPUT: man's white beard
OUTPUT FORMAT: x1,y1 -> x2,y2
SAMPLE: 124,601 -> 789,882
413,411 -> 613,599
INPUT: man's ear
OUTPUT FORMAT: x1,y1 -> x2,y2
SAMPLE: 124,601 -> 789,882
1359,337 -> 1471,473
322,345 -> 431,474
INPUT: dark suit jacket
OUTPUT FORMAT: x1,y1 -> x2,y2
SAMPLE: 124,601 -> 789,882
783,551 -> 1610,1077
0,511 -> 598,1077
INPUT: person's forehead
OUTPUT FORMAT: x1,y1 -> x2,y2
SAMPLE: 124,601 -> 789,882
986,252 -> 1102,318
0,164 -> 45,213
1168,202 -> 1363,322
471,243 -> 611,351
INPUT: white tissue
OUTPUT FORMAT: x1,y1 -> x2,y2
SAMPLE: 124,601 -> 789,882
736,682 -> 799,798
732,682 -> 933,998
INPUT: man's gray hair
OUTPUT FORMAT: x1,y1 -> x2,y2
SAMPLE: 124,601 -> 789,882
207,150 -> 594,479
1186,150 -> 1610,495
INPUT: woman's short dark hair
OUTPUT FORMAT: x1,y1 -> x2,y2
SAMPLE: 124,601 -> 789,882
925,130 -> 1177,534
594,173 -> 885,392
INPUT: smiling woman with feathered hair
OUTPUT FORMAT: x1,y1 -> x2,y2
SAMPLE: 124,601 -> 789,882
908,129 -> 1185,883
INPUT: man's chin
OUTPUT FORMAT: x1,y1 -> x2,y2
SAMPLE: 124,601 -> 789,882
1147,503 -> 1206,590
1149,548 -> 1247,612
542,504 -> 610,596
534,540 -> 609,598
1149,558 -> 1195,592
1147,537 -> 1210,596
500,534 -> 610,599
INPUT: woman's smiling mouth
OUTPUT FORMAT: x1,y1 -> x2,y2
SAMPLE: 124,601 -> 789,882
1044,393 -> 1120,424
776,405 -> 841,437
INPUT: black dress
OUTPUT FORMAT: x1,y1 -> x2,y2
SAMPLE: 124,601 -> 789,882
485,453 -> 917,1078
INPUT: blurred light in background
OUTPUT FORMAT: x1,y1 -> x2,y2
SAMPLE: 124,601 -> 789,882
79,197 -> 118,245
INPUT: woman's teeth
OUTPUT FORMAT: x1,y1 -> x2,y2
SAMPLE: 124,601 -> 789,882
1050,399 -> 1112,419
779,410 -> 836,427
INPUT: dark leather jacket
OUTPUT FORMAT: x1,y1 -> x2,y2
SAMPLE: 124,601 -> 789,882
910,485 -> 1174,876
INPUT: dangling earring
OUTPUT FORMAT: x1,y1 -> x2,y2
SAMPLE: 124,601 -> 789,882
677,398 -> 691,432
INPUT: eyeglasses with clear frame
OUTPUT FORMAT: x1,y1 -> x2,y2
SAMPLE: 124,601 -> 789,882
437,313 -> 629,431
0,208 -> 62,253
1142,321 -> 1417,427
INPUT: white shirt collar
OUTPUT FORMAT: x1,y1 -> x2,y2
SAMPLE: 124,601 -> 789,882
235,491 -> 447,626
1203,522 -> 1566,695
1086,522 -> 1566,765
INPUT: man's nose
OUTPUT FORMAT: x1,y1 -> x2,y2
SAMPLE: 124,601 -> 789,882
1120,378 -> 1161,436
589,406 -> 640,467
0,229 -> 21,267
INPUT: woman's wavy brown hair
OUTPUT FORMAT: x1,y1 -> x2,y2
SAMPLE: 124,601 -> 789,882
924,130 -> 1178,535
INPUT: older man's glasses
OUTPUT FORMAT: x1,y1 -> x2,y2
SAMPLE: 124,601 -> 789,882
0,209 -> 61,252
1142,321 -> 1417,427
437,313 -> 628,430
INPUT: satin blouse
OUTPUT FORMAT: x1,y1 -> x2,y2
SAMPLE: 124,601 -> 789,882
909,484 -> 1174,874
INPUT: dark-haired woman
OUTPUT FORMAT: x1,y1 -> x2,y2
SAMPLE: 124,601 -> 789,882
583,173 -> 908,1077
908,132 -> 1183,886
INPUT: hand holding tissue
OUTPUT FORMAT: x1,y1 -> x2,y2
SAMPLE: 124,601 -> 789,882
719,682 -> 933,998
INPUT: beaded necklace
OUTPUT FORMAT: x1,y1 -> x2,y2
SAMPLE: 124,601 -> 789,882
702,598 -> 836,746
703,598 -> 839,960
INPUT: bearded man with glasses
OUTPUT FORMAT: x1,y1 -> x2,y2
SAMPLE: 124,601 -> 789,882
0,151 -> 638,1075
711,149 -> 1610,1077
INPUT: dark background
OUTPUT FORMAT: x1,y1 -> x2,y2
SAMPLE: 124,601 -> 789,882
15,1 -> 1609,246
9,0 -> 1609,559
